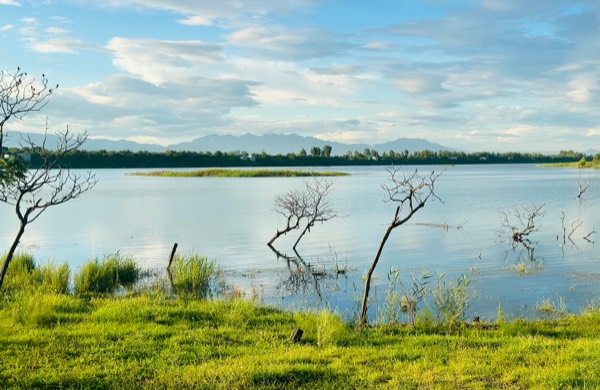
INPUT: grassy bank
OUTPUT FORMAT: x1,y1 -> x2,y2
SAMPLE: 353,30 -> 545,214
130,168 -> 349,178
1,254 -> 599,388
1,291 -> 599,389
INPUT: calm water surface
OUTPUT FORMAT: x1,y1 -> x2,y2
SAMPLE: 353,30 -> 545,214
1,164 -> 598,320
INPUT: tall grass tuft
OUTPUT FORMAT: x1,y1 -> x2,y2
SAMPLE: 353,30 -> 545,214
2,253 -> 70,294
74,253 -> 140,295
432,274 -> 471,330
169,254 -> 217,298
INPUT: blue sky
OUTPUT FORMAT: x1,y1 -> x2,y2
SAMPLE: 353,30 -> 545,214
1,0 -> 599,151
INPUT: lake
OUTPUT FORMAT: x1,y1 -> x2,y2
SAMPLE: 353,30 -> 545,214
1,164 -> 598,321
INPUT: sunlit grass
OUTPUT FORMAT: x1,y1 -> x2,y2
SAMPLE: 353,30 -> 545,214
0,291 -> 599,389
130,168 -> 349,177
74,253 -> 140,295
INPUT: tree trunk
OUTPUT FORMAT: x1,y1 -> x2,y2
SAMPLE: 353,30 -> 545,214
0,221 -> 26,291
358,206 -> 400,327
292,220 -> 313,250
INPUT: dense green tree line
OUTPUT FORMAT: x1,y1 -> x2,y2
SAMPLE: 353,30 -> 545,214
2,145 -> 589,169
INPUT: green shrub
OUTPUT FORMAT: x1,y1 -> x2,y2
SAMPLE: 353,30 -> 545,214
169,254 -> 217,298
74,253 -> 140,295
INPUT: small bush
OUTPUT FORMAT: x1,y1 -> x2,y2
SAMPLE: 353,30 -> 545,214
74,253 -> 140,295
169,254 -> 217,298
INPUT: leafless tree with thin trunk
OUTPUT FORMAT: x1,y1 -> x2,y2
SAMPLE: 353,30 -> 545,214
268,178 -> 336,251
293,178 -> 335,251
0,127 -> 97,290
1,68 -> 57,153
357,167 -> 442,328
268,188 -> 309,246
577,168 -> 590,199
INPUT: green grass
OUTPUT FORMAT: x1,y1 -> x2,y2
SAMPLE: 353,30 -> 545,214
542,160 -> 600,169
2,253 -> 70,294
74,253 -> 141,295
130,168 -> 349,178
0,291 -> 599,389
169,254 -> 217,298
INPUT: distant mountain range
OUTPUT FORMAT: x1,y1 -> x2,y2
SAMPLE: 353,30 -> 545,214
4,131 -> 451,155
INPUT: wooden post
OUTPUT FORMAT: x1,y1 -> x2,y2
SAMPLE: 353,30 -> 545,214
290,328 -> 303,343
167,243 -> 178,272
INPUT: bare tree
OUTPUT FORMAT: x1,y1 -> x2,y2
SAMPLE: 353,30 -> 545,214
293,178 -> 336,251
268,188 -> 308,246
499,204 -> 545,244
577,168 -> 590,199
1,68 -> 57,152
0,127 -> 97,290
268,178 -> 336,251
358,168 -> 441,327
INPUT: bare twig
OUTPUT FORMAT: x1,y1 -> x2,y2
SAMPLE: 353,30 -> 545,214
577,168 -> 590,199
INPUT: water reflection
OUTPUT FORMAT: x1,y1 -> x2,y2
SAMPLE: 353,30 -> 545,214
1,165 -> 599,320
268,244 -> 349,302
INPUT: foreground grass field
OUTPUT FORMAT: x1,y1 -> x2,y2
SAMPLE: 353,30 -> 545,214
130,168 -> 349,177
1,292 -> 599,389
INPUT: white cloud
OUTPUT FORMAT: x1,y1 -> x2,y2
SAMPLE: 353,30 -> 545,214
394,73 -> 447,94
45,26 -> 71,35
362,41 -> 391,50
0,24 -> 14,31
0,0 -> 20,6
29,38 -> 83,54
566,74 -> 597,103
504,125 -> 532,136
587,129 -> 600,136
177,15 -> 213,26
91,0 -> 312,27
226,26 -> 352,61
106,37 -> 223,84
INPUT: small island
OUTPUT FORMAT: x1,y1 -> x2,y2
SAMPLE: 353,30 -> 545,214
543,155 -> 600,169
130,168 -> 350,178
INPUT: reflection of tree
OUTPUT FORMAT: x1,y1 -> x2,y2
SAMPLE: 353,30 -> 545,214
268,245 -> 347,300
502,239 -> 543,275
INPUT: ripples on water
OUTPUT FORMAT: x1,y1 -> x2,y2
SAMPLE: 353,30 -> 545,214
1,164 -> 598,320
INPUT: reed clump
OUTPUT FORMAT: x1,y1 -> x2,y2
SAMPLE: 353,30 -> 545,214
2,253 -> 70,294
74,253 -> 140,294
168,254 -> 217,298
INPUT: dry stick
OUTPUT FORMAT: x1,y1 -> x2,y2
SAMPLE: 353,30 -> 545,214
584,229 -> 597,243
167,242 -> 178,272
568,220 -> 583,242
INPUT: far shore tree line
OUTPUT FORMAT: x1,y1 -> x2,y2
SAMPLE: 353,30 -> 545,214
3,143 -> 597,170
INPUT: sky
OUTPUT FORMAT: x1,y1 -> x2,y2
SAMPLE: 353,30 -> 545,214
1,0 -> 599,152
